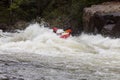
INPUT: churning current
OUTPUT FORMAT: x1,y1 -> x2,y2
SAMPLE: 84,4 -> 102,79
0,23 -> 120,80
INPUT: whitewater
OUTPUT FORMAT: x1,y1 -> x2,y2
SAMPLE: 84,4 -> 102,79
0,23 -> 120,80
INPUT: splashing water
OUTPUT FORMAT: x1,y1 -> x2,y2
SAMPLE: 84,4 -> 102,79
0,23 -> 120,80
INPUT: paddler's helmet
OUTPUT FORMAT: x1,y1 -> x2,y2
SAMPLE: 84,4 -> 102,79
52,27 -> 58,33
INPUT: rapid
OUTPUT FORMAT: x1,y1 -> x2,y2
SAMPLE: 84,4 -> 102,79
0,23 -> 120,80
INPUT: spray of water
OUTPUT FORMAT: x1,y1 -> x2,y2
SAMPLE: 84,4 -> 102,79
0,23 -> 120,80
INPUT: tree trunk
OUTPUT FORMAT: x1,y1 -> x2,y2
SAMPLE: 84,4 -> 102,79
36,0 -> 41,16
9,0 -> 13,25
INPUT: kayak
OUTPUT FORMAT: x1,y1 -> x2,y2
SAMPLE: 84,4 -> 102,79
60,32 -> 70,39
52,27 -> 71,39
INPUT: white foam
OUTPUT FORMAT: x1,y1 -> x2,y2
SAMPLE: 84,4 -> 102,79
0,23 -> 120,79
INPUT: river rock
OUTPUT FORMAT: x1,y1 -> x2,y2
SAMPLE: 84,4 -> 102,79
83,2 -> 120,38
0,23 -> 8,31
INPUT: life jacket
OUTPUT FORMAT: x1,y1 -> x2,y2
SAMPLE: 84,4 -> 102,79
52,27 -> 71,39
60,28 -> 72,39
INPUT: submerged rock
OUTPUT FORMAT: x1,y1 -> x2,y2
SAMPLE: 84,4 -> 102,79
83,2 -> 120,38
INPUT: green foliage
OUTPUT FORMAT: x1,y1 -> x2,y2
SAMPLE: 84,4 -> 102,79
0,0 -> 9,23
0,0 -> 113,28
9,0 -> 24,10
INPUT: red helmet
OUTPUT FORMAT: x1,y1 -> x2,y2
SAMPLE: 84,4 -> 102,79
53,27 -> 58,32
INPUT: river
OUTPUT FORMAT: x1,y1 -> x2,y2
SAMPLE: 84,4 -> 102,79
0,23 -> 120,80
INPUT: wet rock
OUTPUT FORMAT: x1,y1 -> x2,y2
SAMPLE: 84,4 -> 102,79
83,2 -> 120,38
9,21 -> 29,32
101,12 -> 120,37
0,23 -> 8,31
0,21 -> 29,32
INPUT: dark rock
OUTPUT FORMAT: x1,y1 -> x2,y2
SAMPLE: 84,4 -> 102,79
83,2 -> 120,38
10,21 -> 29,32
0,23 -> 8,31
101,12 -> 120,37
0,20 -> 29,32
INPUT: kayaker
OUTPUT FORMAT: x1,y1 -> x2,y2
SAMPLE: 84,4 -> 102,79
52,27 -> 72,39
